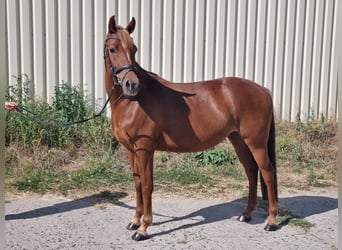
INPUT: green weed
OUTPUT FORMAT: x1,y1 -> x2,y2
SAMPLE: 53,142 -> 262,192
194,148 -> 236,166
277,206 -> 314,230
193,148 -> 243,178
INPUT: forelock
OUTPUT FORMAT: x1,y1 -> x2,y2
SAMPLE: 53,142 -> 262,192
117,29 -> 135,53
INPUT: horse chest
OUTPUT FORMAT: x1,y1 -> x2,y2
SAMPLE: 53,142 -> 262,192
112,111 -> 159,150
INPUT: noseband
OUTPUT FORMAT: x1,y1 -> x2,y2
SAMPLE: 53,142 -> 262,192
104,35 -> 137,87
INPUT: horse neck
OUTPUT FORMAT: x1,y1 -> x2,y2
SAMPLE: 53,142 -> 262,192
135,63 -> 171,87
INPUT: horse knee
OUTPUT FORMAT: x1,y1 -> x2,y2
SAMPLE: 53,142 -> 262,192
133,177 -> 141,190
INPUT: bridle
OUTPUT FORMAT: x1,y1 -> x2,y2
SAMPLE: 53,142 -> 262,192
104,34 -> 137,88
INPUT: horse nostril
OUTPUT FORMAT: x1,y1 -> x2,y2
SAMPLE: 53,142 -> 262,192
126,80 -> 137,90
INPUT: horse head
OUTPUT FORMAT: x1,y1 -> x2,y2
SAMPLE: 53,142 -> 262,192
104,15 -> 140,98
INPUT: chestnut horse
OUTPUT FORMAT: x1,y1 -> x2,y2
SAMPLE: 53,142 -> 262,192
104,16 -> 278,241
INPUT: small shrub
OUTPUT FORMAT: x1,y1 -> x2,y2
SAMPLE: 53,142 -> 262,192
6,75 -> 114,148
52,82 -> 88,122
194,148 -> 236,166
193,148 -> 243,179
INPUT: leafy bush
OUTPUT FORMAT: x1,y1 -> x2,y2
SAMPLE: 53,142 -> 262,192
52,82 -> 87,122
194,148 -> 236,166
5,75 -> 114,148
193,148 -> 242,178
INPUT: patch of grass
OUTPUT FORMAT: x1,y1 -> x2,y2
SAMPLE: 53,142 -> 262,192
70,167 -> 131,188
277,206 -> 314,230
13,168 -> 61,192
154,162 -> 212,185
12,165 -> 132,195
210,164 -> 244,179
295,111 -> 336,142
258,200 -> 314,230
276,131 -> 303,164
275,115 -> 337,190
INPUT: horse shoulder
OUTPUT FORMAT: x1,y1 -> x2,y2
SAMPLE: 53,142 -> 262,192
111,100 -> 162,150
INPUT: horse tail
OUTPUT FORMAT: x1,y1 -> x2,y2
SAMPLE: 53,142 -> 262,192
260,114 -> 278,201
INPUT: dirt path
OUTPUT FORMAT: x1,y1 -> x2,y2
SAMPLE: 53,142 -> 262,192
5,189 -> 338,250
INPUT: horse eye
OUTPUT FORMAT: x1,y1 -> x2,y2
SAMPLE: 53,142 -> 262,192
109,48 -> 116,53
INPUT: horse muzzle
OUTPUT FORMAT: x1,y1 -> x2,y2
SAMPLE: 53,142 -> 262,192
122,79 -> 140,97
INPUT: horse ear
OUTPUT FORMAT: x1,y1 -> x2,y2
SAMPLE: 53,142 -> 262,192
126,17 -> 136,34
108,15 -> 117,33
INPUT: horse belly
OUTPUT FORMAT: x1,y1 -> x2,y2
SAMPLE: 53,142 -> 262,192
157,119 -> 232,153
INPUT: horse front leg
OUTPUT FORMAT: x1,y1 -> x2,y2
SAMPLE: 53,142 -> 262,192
124,148 -> 143,231
131,148 -> 155,241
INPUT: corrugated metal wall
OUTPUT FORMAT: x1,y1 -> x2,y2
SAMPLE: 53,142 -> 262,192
5,0 -> 338,121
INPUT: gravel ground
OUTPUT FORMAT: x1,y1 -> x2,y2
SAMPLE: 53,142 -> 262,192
5,190 -> 337,250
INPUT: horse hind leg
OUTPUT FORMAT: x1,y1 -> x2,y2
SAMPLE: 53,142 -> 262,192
247,144 -> 278,231
228,132 -> 259,222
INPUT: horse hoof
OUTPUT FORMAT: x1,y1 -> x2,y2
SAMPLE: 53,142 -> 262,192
126,222 -> 140,230
264,223 -> 278,231
131,231 -> 149,241
237,214 -> 251,222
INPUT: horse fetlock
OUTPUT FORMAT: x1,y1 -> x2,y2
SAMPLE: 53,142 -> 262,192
268,207 -> 278,219
243,206 -> 256,216
142,215 -> 153,227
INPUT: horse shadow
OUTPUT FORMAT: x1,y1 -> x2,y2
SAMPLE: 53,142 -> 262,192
6,193 -> 337,238
5,191 -> 131,220
149,195 -> 338,238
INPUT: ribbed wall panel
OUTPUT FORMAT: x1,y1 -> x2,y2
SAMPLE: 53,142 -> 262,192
4,0 -> 338,121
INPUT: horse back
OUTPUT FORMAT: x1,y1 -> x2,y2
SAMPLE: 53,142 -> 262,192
147,76 -> 273,152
